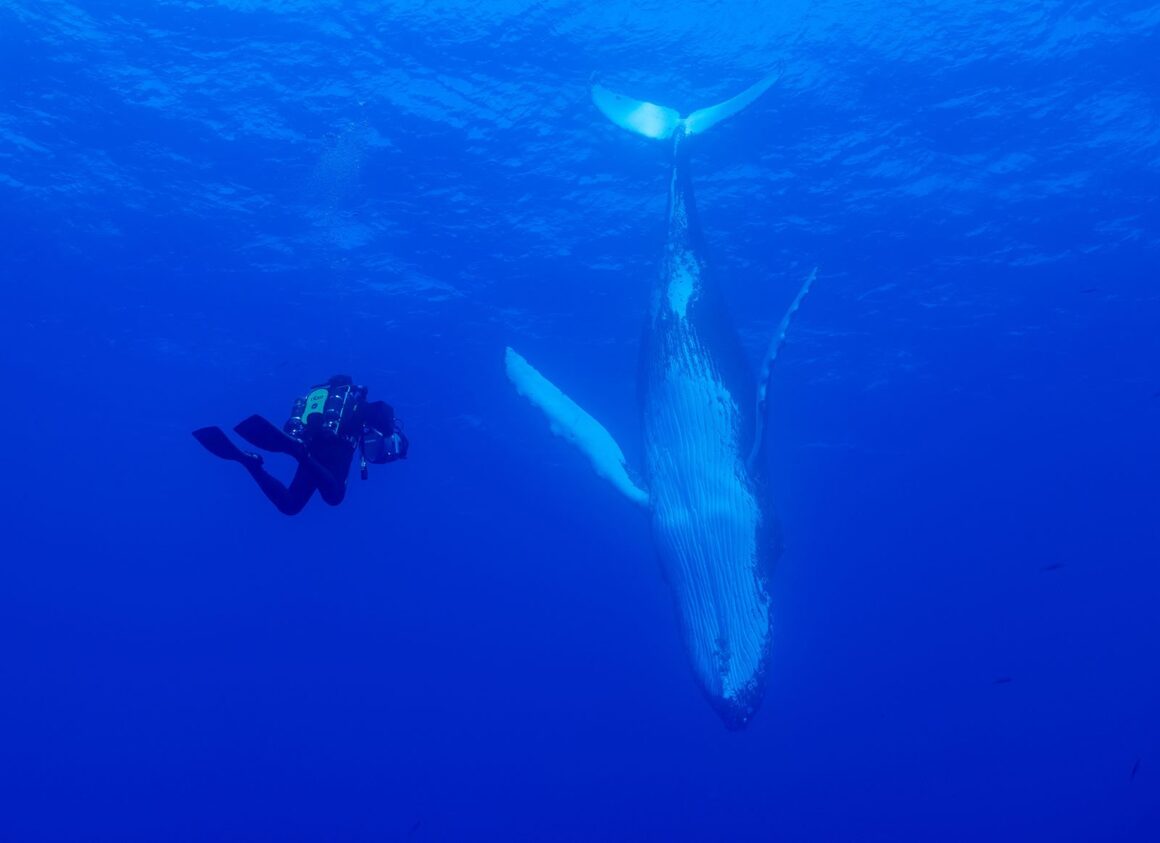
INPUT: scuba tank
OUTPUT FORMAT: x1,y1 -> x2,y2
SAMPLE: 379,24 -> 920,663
284,387 -> 329,440
284,382 -> 367,443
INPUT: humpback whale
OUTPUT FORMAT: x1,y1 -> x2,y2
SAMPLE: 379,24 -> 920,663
506,76 -> 814,729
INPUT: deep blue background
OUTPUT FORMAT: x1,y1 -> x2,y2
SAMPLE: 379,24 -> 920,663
2,1 -> 1158,839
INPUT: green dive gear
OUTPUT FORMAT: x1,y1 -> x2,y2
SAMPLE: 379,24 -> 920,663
302,388 -> 329,422
285,381 -> 368,443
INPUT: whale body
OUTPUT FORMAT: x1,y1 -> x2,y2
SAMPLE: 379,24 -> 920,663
506,77 -> 813,728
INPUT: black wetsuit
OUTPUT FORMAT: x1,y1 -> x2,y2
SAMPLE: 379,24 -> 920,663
193,375 -> 407,516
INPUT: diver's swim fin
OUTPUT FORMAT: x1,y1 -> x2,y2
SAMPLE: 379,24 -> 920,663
234,414 -> 305,458
193,426 -> 263,467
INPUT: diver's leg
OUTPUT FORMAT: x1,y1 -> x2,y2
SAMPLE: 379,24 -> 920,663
317,473 -> 347,506
306,454 -> 346,505
194,425 -> 314,515
243,462 -> 315,516
295,440 -> 354,506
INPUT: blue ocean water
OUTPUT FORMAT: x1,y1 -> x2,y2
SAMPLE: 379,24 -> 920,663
2,0 -> 1159,838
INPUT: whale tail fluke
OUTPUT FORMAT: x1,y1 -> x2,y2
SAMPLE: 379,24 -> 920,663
592,72 -> 779,141
591,85 -> 682,140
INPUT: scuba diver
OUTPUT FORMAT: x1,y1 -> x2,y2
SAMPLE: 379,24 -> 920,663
193,375 -> 408,515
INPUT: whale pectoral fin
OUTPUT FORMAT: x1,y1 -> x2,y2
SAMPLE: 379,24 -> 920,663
747,268 -> 818,469
505,347 -> 649,507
